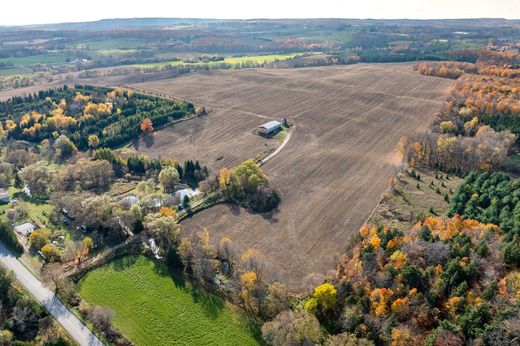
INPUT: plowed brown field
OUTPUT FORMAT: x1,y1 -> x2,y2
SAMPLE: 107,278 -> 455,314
130,64 -> 452,292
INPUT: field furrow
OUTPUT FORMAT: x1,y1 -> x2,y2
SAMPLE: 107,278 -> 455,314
126,63 -> 452,291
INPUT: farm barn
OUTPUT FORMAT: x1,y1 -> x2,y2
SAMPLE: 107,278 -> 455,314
258,120 -> 281,135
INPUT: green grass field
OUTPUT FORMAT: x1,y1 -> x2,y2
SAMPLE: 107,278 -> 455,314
132,53 -> 304,68
0,66 -> 33,76
0,53 -> 72,76
78,256 -> 261,346
0,53 -> 71,66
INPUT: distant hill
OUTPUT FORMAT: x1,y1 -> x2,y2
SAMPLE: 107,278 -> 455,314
15,18 -> 229,31
1,17 -> 519,32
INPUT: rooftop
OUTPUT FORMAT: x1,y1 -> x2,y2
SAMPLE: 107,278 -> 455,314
259,120 -> 281,130
14,222 -> 35,236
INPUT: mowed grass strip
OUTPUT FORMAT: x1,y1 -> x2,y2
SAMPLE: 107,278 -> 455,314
77,255 -> 260,346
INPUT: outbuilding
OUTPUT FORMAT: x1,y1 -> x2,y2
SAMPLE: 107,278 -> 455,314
14,222 -> 35,237
258,120 -> 281,135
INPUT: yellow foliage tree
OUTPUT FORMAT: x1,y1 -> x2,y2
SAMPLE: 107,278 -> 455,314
240,271 -> 257,310
390,297 -> 410,320
88,134 -> 100,149
19,114 -> 31,128
445,296 -> 462,316
305,283 -> 337,313
159,207 -> 177,218
41,244 -> 60,262
81,237 -> 94,258
218,167 -> 232,188
369,234 -> 381,250
241,271 -> 257,289
370,288 -> 393,316
391,326 -> 414,346
439,120 -> 456,133
390,250 -> 407,269
83,102 -> 113,118
5,120 -> 16,132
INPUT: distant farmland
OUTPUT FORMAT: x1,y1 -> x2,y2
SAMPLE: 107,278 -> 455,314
130,63 -> 452,291
131,53 -> 304,68
0,53 -> 72,76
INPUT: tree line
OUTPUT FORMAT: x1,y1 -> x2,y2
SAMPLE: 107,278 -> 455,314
401,46 -> 520,172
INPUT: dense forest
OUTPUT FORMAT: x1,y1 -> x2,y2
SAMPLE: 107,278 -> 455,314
449,172 -> 520,239
255,216 -> 520,345
0,86 -> 194,149
401,45 -> 520,173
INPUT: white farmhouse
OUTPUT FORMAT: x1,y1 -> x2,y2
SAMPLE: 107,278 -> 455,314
14,222 -> 35,237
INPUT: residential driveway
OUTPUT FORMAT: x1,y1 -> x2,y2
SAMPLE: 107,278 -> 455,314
0,243 -> 104,346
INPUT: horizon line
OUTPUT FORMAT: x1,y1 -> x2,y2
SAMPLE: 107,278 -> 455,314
2,16 -> 519,28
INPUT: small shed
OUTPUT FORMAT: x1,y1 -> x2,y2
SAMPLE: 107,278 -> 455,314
120,195 -> 139,208
258,120 -> 281,135
14,222 -> 35,237
0,189 -> 9,204
175,188 -> 200,207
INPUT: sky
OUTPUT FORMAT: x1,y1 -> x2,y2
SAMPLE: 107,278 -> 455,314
1,0 -> 519,26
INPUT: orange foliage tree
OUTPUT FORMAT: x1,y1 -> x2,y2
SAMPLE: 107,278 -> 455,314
140,118 -> 154,135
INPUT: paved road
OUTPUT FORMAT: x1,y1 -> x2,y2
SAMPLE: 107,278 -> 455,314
0,243 -> 104,346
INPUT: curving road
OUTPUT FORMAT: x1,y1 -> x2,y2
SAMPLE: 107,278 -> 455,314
0,242 -> 104,346
258,127 -> 293,166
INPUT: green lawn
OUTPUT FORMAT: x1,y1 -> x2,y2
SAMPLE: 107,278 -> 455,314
78,256 -> 261,346
132,53 -> 304,68
0,187 -> 53,227
0,53 -> 73,76
0,53 -> 71,67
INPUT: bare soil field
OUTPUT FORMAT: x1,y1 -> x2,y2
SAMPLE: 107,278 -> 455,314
130,108 -> 280,171
130,63 -> 453,292
0,80 -> 74,101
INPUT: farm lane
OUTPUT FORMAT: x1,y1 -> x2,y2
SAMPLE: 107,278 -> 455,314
0,243 -> 103,346
259,127 -> 294,166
